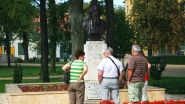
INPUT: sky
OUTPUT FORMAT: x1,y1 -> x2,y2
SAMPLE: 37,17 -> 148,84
84,0 -> 124,7
55,0 -> 125,7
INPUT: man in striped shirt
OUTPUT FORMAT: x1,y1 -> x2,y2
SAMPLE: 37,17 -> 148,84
127,44 -> 148,103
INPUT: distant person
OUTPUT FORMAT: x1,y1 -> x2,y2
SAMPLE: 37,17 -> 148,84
140,50 -> 151,103
82,4 -> 106,41
126,44 -> 148,103
62,50 -> 88,104
97,47 -> 123,104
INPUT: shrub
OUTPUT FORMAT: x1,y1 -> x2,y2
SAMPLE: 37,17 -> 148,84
16,58 -> 23,63
56,57 -> 60,62
33,57 -> 40,63
29,58 -> 33,63
147,56 -> 185,65
150,61 -> 166,80
13,63 -> 23,83
64,57 -> 67,62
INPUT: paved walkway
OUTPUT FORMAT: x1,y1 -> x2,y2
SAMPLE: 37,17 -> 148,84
0,63 -> 185,103
0,93 -> 9,104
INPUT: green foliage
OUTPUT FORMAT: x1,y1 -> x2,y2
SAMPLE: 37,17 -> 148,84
147,56 -> 185,64
29,58 -> 33,63
163,56 -> 185,64
129,0 -> 185,51
150,61 -> 166,80
32,57 -> 41,63
149,77 -> 185,94
64,57 -> 67,62
48,57 -> 60,62
114,6 -> 135,55
56,57 -> 60,62
13,63 -> 23,83
16,58 -> 23,63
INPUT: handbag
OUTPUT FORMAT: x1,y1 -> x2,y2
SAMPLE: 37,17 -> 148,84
62,61 -> 73,84
63,72 -> 70,84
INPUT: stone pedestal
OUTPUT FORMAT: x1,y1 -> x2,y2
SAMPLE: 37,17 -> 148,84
84,41 -> 107,101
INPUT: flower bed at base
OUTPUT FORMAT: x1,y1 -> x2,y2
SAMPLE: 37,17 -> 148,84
100,100 -> 185,104
18,82 -> 127,92
18,84 -> 68,92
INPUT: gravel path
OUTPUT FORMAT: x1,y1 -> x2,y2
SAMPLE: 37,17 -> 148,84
162,65 -> 185,77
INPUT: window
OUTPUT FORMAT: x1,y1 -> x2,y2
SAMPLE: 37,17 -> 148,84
18,43 -> 24,55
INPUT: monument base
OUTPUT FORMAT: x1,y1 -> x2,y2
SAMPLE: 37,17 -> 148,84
84,86 -> 165,104
5,83 -> 165,104
84,41 -> 107,101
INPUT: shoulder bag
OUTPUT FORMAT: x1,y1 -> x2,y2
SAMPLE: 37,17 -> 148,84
62,61 -> 73,84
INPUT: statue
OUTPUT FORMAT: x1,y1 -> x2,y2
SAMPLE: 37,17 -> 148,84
82,4 -> 106,41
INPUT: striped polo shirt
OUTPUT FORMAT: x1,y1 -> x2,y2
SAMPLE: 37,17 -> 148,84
69,60 -> 86,82
127,54 -> 148,83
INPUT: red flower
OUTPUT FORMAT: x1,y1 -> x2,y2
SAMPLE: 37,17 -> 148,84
100,100 -> 115,104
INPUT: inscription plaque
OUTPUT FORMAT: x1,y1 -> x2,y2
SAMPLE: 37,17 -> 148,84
88,82 -> 101,99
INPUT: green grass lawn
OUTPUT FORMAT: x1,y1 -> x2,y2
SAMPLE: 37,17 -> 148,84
0,65 -> 185,94
0,65 -> 66,93
0,66 -> 65,77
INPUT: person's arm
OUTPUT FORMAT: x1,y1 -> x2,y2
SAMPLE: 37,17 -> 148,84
118,71 -> 123,83
147,62 -> 151,76
127,69 -> 133,85
62,63 -> 70,72
98,70 -> 103,84
78,65 -> 88,81
148,63 -> 151,71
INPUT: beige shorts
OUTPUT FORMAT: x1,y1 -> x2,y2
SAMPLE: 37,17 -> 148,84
128,82 -> 144,102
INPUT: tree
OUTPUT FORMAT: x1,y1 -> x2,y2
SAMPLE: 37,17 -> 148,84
114,6 -> 135,58
12,0 -> 38,62
105,0 -> 115,56
69,0 -> 86,59
48,0 -> 58,73
40,0 -> 49,82
129,0 -> 185,55
0,0 -> 18,66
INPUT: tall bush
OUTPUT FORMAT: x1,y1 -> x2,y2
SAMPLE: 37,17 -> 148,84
150,61 -> 166,80
13,63 -> 23,83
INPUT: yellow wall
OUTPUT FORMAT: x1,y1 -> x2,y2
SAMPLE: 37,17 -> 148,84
0,46 -> 4,54
0,46 -> 14,55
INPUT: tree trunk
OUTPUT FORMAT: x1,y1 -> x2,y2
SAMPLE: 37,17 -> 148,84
22,33 -> 29,62
69,0 -> 86,59
106,0 -> 115,56
4,28 -> 10,67
48,0 -> 57,73
40,0 -> 49,82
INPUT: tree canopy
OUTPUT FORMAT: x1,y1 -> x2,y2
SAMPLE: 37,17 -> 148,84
114,6 -> 135,56
129,0 -> 185,53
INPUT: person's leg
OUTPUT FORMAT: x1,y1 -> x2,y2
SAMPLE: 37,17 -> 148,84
68,83 -> 76,104
110,79 -> 119,104
128,82 -> 140,103
101,78 -> 110,100
75,82 -> 85,104
142,81 -> 148,102
139,82 -> 145,102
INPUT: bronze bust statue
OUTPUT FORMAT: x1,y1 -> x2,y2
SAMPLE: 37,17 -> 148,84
82,4 -> 106,41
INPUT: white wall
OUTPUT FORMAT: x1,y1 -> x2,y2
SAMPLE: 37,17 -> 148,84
12,39 -> 61,60
12,39 -> 37,59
